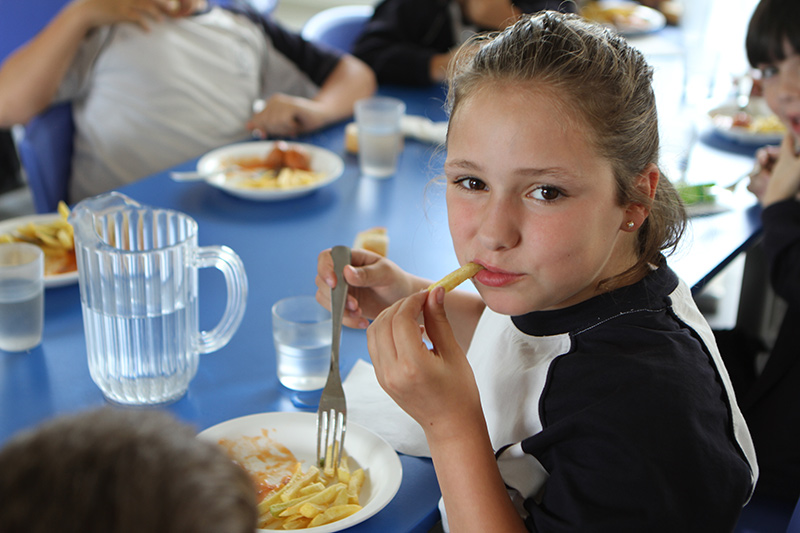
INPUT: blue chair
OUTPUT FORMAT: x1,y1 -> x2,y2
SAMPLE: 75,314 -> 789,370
301,4 -> 374,53
787,495 -> 800,532
16,103 -> 74,213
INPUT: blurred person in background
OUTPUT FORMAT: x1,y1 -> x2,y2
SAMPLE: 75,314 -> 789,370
715,0 -> 800,506
0,0 -> 376,202
351,0 -> 577,86
0,407 -> 256,533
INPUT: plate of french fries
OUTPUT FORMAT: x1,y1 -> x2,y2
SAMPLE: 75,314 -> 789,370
0,203 -> 77,288
198,411 -> 402,531
192,141 -> 345,201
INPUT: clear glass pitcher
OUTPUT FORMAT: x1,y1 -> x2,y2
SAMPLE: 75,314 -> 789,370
69,192 -> 248,405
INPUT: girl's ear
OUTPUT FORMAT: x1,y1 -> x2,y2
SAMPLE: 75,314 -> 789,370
622,164 -> 659,232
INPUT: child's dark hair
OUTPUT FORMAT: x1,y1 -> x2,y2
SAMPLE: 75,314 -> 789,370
746,0 -> 800,68
446,11 -> 686,288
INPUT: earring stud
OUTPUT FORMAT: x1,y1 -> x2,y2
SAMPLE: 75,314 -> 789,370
626,221 -> 635,229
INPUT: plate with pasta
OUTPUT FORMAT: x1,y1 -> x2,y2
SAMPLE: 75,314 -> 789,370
190,141 -> 345,201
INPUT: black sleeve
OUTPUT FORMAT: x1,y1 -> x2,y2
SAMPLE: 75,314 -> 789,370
223,5 -> 343,87
761,199 -> 800,306
351,0 -> 454,86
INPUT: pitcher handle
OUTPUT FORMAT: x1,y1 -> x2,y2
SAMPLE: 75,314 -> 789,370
194,245 -> 248,354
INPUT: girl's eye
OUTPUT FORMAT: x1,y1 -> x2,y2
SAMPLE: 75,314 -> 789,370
531,186 -> 562,201
454,177 -> 488,191
759,65 -> 779,80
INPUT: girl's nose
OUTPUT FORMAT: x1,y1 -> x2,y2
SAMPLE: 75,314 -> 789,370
476,197 -> 521,251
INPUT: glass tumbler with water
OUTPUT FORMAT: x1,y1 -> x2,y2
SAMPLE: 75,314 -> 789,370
69,192 -> 248,405
355,96 -> 406,178
0,242 -> 44,352
272,295 -> 332,391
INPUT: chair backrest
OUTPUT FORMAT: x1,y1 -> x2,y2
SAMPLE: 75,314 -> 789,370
301,4 -> 374,53
787,495 -> 800,533
17,103 -> 74,213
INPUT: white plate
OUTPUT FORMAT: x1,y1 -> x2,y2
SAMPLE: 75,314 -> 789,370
193,141 -> 345,201
582,1 -> 666,36
198,412 -> 403,532
707,102 -> 786,146
0,213 -> 78,288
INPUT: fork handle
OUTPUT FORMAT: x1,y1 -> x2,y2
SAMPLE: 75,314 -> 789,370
329,245 -> 351,377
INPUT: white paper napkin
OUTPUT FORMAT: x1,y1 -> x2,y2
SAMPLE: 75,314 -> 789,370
400,115 -> 448,145
343,359 -> 431,457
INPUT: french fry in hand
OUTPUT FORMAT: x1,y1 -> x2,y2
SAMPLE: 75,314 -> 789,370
426,262 -> 484,292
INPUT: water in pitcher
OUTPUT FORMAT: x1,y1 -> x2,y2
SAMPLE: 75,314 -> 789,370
84,300 -> 198,405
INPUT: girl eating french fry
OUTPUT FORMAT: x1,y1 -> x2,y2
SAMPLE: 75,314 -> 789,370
316,12 -> 757,532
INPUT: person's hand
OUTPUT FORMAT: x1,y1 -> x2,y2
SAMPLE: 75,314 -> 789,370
747,144 -> 781,202
366,289 -> 483,439
248,94 -> 332,138
315,248 -> 421,329
75,0 -> 195,29
762,134 -> 800,206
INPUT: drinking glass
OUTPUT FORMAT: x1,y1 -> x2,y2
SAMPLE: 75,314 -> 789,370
355,97 -> 406,178
272,295 -> 332,392
0,243 -> 44,352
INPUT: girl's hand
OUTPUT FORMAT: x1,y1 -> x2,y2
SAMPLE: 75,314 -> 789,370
762,134 -> 800,206
366,289 -> 483,441
247,94 -> 330,139
747,144 -> 780,202
315,249 -> 420,329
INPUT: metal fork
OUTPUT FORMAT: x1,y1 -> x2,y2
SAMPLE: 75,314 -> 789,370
316,245 -> 350,475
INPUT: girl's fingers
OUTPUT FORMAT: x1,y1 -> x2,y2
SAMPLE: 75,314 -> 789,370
421,288 -> 460,359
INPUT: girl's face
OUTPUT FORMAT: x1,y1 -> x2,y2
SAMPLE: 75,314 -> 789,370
444,84 -> 642,316
759,39 -> 800,140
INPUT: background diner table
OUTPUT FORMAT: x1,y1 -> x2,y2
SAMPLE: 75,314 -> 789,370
0,1 -> 769,530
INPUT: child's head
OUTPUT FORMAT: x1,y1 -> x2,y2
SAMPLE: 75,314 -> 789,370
443,12 -> 685,312
746,0 -> 800,139
0,408 -> 257,533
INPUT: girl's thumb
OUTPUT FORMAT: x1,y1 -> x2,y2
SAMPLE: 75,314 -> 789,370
422,288 -> 459,358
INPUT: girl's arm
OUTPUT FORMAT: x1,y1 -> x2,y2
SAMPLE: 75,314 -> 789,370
367,291 -> 525,533
0,0 -> 174,127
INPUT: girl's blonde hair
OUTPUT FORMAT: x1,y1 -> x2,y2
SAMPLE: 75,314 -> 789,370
446,11 -> 686,288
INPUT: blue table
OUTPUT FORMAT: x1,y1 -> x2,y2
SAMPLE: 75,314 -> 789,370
0,83 -> 764,532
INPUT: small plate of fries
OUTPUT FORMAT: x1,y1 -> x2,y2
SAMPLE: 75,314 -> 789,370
192,141 -> 345,201
198,411 -> 402,532
0,202 -> 77,288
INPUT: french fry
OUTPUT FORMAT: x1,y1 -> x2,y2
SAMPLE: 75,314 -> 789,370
281,465 -> 320,502
426,262 -> 484,292
347,468 -> 365,504
308,504 -> 363,527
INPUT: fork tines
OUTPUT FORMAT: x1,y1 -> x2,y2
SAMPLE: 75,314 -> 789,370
317,406 -> 346,476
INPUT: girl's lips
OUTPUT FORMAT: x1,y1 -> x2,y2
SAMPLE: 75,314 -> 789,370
473,265 -> 524,288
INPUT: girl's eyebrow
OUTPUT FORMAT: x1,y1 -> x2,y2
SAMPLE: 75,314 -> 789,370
445,159 -> 573,179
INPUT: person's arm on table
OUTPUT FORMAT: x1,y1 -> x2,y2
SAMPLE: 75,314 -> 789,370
0,0 -> 176,126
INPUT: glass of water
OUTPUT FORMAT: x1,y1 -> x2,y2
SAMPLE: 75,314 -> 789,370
272,295 -> 332,395
355,96 -> 406,178
0,243 -> 44,352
